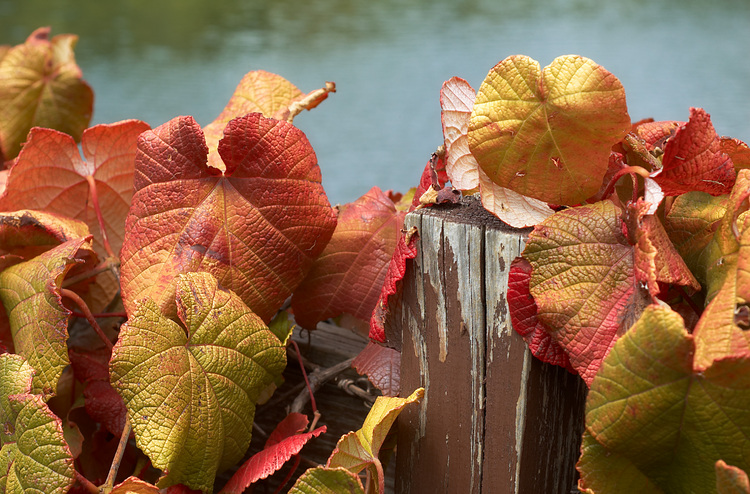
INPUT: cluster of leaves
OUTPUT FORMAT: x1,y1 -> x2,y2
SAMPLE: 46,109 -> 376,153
0,27 -> 425,493
433,54 -> 750,492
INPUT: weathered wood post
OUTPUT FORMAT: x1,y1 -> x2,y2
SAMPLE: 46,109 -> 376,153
394,197 -> 588,494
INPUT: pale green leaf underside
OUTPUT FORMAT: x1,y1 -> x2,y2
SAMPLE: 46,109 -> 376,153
110,272 -> 286,492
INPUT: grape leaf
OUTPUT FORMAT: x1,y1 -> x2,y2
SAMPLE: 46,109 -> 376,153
0,27 -> 93,161
327,388 -> 423,493
716,460 -> 750,494
110,271 -> 287,492
219,413 -> 326,494
0,237 -> 93,396
507,257 -> 572,371
580,305 -> 750,493
632,119 -> 680,152
369,227 -> 419,343
468,55 -> 630,205
652,108 -> 736,196
111,477 -> 161,494
120,113 -> 336,322
352,341 -> 400,397
292,186 -> 405,329
722,137 -> 750,172
0,354 -> 75,494
477,167 -> 553,228
288,466 -> 364,494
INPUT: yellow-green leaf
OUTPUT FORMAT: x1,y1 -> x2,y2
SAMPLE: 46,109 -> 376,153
289,466 -> 365,494
468,55 -> 630,205
110,271 -> 287,493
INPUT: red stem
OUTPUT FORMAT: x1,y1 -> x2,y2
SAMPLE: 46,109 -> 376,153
601,165 -> 650,201
74,470 -> 99,494
272,454 -> 301,494
289,339 -> 317,413
71,310 -> 127,319
85,175 -> 116,259
61,288 -> 113,350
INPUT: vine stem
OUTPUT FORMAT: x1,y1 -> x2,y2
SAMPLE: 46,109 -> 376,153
62,258 -> 120,288
289,339 -> 317,414
103,417 -> 132,493
60,289 -> 113,350
600,165 -> 650,201
74,470 -> 99,494
85,175 -> 116,259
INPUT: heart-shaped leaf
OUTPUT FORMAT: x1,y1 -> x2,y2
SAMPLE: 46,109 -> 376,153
579,305 -> 750,493
0,354 -> 75,494
468,55 -> 631,205
120,113 -> 336,322
219,413 -> 326,494
0,27 -> 93,161
0,237 -> 93,396
291,186 -> 405,329
110,271 -> 287,492
652,108 -> 735,196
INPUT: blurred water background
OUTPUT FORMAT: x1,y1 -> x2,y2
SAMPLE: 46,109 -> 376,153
1,0 -> 748,205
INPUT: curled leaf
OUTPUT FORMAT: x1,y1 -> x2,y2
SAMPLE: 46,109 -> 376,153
288,466 -> 364,494
441,76 -> 479,191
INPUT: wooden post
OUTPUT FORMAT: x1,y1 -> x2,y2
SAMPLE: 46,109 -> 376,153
394,197 -> 587,494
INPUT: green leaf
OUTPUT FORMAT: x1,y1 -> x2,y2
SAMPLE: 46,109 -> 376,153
580,305 -> 750,492
0,27 -> 93,160
327,388 -> 423,493
110,271 -> 287,493
0,237 -> 93,397
468,55 -> 630,205
0,355 -> 75,494
288,466 -> 364,494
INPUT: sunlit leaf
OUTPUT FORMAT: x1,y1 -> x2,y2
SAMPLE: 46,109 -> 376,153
507,257 -> 572,371
111,476 -> 161,494
580,305 -> 750,493
120,113 -> 336,322
652,108 -> 735,196
219,413 -> 326,494
110,271 -> 287,492
288,466 -> 364,494
328,388 -> 423,492
0,237 -> 93,396
370,227 -> 419,343
477,167 -> 553,228
632,119 -> 680,152
0,355 -> 75,494
352,341 -> 400,397
441,76 -> 479,191
468,55 -> 630,204
0,27 -> 93,160
716,460 -> 750,494
722,137 -> 750,172
292,186 -> 405,330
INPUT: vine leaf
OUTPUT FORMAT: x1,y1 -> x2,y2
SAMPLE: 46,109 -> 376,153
119,113 -> 337,322
0,237 -> 93,396
110,477 -> 161,494
327,388 -> 424,493
219,413 -> 326,494
288,466 -> 365,494
0,354 -> 75,494
292,186 -> 405,330
0,27 -> 93,161
204,70 -> 334,170
110,271 -> 287,492
716,461 -> 750,494
507,257 -> 572,371
369,227 -> 419,343
651,108 -> 736,196
468,55 -> 631,205
440,76 -> 552,227
579,305 -> 750,493
352,341 -> 401,397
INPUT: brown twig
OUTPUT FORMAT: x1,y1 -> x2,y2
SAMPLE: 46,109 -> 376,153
290,357 -> 355,414
61,289 -> 113,350
102,417 -> 132,493
74,470 -> 99,494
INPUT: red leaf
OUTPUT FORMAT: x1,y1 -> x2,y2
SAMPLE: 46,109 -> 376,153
291,187 -> 405,329
352,341 -> 401,396
507,257 -> 573,371
220,413 -> 326,494
120,114 -> 337,321
652,108 -> 735,196
369,227 -> 419,343
411,152 -> 450,210
633,119 -> 681,151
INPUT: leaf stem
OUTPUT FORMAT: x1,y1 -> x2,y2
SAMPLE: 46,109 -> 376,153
601,165 -> 650,201
63,258 -> 120,288
61,288 -> 113,350
74,470 -> 99,494
290,339 -> 317,413
272,454 -> 301,494
103,416 -> 132,493
373,457 -> 385,494
85,175 -> 116,259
